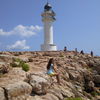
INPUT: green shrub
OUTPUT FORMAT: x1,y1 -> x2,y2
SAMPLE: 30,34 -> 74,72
11,58 -> 22,67
19,61 -> 24,67
10,62 -> 18,67
91,91 -> 99,97
11,58 -> 30,72
15,58 -> 22,62
59,55 -> 64,57
12,58 -> 22,62
64,97 -> 82,100
21,63 -> 29,72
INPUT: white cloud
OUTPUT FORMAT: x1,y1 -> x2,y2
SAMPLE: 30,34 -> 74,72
7,40 -> 30,50
0,25 -> 42,37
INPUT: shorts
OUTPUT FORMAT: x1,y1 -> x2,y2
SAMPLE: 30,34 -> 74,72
47,71 -> 56,76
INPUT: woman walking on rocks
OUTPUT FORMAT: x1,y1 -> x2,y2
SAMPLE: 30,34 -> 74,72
47,58 -> 60,84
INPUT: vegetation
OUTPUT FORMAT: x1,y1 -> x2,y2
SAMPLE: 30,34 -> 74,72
14,58 -> 22,62
64,97 -> 83,100
91,91 -> 100,97
11,58 -> 30,72
10,62 -> 18,67
59,55 -> 64,57
21,63 -> 29,72
87,67 -> 93,72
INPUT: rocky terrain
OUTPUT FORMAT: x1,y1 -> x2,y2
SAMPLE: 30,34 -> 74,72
0,51 -> 100,100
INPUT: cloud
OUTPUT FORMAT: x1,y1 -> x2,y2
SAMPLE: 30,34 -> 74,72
0,25 -> 42,37
7,40 -> 30,50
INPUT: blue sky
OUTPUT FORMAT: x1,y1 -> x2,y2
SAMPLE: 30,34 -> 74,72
0,0 -> 100,55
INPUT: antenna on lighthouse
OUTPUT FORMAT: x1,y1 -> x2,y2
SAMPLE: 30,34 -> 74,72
47,0 -> 50,3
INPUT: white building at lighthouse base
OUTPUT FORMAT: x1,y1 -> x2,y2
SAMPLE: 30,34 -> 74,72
41,44 -> 57,51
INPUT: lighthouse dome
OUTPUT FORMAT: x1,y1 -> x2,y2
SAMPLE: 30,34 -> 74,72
44,3 -> 52,11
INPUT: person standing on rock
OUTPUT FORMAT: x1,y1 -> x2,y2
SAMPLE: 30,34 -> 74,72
90,51 -> 93,57
47,58 -> 60,84
64,46 -> 67,52
80,50 -> 84,55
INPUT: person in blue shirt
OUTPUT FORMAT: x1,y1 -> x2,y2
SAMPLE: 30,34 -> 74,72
47,58 -> 60,84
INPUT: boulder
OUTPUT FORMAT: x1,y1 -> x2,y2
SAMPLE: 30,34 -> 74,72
0,63 -> 10,74
8,68 -> 27,81
27,96 -> 43,100
4,81 -> 32,100
59,85 -> 75,98
41,93 -> 59,100
95,66 -> 100,74
29,74 -> 50,95
48,88 -> 63,100
68,70 -> 81,81
78,60 -> 87,67
84,81 -> 95,93
0,55 -> 12,62
93,75 -> 100,85
21,58 -> 29,63
0,87 -> 6,100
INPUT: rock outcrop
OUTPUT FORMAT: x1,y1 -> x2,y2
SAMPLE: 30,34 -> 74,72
29,74 -> 50,95
0,51 -> 100,100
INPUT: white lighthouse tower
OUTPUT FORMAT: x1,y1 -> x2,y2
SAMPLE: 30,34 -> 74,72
41,3 -> 57,51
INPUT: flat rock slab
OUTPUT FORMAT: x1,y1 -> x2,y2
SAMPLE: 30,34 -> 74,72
4,81 -> 32,100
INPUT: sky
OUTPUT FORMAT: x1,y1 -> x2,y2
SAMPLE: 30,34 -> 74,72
0,0 -> 100,55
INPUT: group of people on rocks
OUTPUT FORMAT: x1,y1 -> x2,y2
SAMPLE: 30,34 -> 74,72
63,46 -> 94,57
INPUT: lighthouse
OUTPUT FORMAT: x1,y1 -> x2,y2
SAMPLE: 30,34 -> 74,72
41,3 -> 57,51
